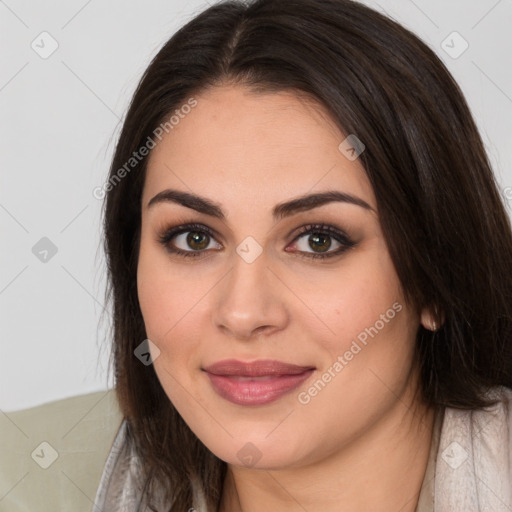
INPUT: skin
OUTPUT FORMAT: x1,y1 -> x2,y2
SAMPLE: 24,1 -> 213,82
137,84 -> 436,511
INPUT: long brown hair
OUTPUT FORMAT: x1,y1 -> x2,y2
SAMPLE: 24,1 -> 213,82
100,0 -> 512,509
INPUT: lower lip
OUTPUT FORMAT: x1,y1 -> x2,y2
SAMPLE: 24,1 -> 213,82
204,369 -> 315,405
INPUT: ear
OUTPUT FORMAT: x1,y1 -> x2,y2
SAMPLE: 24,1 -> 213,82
420,306 -> 444,331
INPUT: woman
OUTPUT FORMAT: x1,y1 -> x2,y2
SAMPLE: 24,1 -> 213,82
94,0 -> 512,510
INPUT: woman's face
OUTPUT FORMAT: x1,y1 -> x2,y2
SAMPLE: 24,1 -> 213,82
137,85 -> 422,469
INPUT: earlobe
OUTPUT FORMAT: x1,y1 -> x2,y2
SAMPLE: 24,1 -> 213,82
420,307 -> 443,331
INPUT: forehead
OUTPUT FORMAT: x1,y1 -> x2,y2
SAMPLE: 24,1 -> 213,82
143,85 -> 375,213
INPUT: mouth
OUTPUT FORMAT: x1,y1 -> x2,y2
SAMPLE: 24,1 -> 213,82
202,359 -> 315,405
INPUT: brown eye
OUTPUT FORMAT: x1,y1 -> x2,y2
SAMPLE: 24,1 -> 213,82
158,223 -> 222,258
307,233 -> 332,253
186,231 -> 210,250
288,224 -> 355,260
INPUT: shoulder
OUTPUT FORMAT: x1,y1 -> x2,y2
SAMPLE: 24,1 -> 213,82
440,385 -> 512,440
480,385 -> 512,432
470,385 -> 512,425
0,390 -> 123,512
434,385 -> 512,509
442,385 -> 512,422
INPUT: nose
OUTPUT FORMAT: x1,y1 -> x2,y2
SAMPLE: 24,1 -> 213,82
212,249 -> 290,340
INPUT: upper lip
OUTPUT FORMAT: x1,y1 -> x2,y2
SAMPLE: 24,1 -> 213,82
203,359 -> 315,377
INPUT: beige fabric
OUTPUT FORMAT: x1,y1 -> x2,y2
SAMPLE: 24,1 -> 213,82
0,390 -> 122,512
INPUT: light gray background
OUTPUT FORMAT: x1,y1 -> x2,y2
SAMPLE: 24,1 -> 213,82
1,0 -> 511,411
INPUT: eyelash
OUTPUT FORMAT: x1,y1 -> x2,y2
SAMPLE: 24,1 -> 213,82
157,222 -> 355,260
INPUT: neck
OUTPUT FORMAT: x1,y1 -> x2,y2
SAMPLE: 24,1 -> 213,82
218,388 -> 436,512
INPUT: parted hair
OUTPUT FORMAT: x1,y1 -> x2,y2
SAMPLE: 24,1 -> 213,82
100,0 -> 512,509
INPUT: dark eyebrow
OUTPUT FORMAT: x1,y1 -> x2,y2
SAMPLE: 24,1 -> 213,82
146,189 -> 374,220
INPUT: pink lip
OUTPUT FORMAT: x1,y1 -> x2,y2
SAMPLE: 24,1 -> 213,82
203,359 -> 315,405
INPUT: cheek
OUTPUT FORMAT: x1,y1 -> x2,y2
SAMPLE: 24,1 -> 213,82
308,250 -> 405,351
137,258 -> 169,336
137,241 -> 206,379
304,248 -> 417,406
137,232 -> 190,338
137,261 -> 198,408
